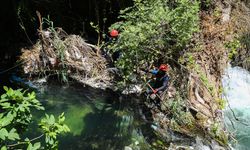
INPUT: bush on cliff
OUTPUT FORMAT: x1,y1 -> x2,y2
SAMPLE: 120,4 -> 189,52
108,0 -> 200,82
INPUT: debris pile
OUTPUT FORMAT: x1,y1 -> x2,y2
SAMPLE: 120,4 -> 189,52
20,28 -> 114,89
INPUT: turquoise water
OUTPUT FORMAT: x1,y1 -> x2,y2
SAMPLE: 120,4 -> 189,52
223,66 -> 250,150
28,83 -> 150,150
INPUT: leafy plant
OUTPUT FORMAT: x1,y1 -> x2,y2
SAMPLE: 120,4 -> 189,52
225,39 -> 241,60
0,87 -> 69,150
0,113 -> 20,141
107,0 -> 200,83
39,113 -> 70,149
0,86 -> 44,128
215,98 -> 226,110
42,16 -> 69,83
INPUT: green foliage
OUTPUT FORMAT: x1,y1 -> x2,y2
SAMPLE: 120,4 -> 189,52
199,70 -> 216,95
216,98 -> 226,110
202,0 -> 213,9
108,0 -> 200,82
0,86 -> 44,128
0,87 -> 69,150
90,22 -> 102,46
225,39 -> 241,60
39,113 -> 70,149
42,17 -> 69,83
27,142 -> 41,150
168,92 -> 194,127
0,113 -> 20,141
182,52 -> 216,96
210,121 -> 228,145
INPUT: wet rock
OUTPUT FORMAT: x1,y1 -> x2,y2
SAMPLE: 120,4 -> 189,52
211,140 -> 226,150
194,137 -> 211,150
122,84 -> 142,95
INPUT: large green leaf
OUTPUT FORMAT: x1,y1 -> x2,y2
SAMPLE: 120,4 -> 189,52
0,113 -> 14,127
27,142 -> 41,150
0,128 -> 8,140
48,115 -> 55,124
0,146 -> 7,150
7,128 -> 20,140
33,142 -> 41,149
0,102 -> 10,108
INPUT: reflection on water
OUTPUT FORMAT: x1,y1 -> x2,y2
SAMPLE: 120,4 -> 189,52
222,66 -> 250,150
29,83 -> 150,150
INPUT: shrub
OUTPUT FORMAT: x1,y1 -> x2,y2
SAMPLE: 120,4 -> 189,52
108,0 -> 200,82
0,87 -> 69,150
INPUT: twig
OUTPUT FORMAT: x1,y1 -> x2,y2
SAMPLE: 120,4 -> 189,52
0,59 -> 30,75
7,134 -> 44,147
17,11 -> 33,45
86,43 -> 99,52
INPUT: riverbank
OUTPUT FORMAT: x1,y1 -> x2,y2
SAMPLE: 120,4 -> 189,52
15,0 -> 250,149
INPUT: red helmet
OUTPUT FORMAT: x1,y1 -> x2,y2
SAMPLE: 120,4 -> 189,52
159,64 -> 168,71
110,29 -> 119,37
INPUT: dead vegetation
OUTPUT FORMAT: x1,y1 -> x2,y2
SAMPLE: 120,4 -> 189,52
146,3 -> 236,147
20,28 -> 114,89
230,0 -> 250,70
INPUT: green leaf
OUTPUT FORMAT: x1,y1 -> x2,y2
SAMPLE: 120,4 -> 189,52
58,113 -> 65,124
1,146 -> 7,150
0,113 -> 14,127
7,88 -> 14,96
0,94 -> 7,100
7,128 -> 20,140
3,86 -> 8,92
63,125 -> 70,132
33,142 -> 41,150
27,143 -> 33,150
0,102 -> 11,108
49,115 -> 55,124
0,128 -> 8,140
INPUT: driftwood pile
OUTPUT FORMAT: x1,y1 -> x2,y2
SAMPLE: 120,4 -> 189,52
20,28 -> 114,89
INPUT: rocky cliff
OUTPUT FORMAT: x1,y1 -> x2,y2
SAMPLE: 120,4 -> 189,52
145,1 -> 243,149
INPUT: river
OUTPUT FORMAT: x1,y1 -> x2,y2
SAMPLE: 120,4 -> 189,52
223,65 -> 250,150
26,82 -> 153,150
3,65 -> 249,149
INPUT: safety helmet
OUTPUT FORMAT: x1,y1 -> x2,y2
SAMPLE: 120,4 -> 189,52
110,29 -> 119,37
159,64 -> 168,71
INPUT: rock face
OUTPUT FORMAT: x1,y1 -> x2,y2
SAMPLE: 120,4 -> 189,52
143,1 -> 236,149
144,1 -> 250,149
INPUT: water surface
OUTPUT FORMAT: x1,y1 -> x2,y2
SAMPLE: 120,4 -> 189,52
223,66 -> 250,150
29,83 -> 150,150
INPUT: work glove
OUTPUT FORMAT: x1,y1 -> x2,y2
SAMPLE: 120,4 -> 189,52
153,89 -> 158,94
